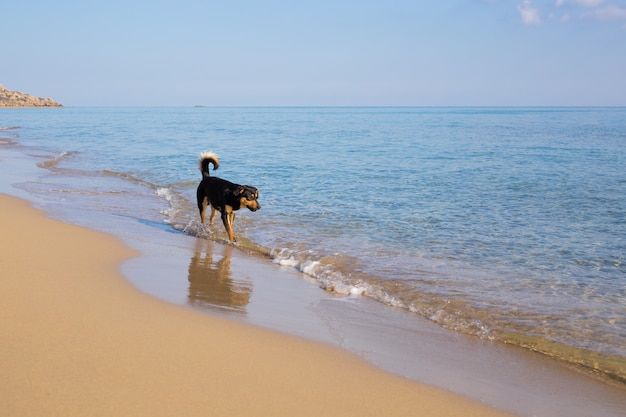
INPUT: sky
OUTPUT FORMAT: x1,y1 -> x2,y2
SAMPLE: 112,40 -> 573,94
3,0 -> 626,106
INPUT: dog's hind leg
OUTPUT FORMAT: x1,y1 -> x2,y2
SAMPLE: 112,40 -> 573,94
197,192 -> 209,224
209,207 -> 218,226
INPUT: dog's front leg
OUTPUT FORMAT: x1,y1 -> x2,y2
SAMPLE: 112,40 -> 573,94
229,212 -> 236,232
221,211 -> 236,242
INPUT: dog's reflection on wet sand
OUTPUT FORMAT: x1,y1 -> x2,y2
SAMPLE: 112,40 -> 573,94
187,240 -> 252,314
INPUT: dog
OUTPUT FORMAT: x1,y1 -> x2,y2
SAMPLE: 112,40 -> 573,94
196,152 -> 261,242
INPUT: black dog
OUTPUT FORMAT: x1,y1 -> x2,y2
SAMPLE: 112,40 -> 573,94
196,152 -> 261,242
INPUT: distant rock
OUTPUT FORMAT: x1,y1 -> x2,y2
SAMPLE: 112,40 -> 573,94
0,84 -> 63,108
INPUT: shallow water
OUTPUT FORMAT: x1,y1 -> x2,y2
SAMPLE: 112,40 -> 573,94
1,106 -> 625,383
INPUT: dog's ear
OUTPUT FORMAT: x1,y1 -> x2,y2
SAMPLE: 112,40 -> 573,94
234,186 -> 245,196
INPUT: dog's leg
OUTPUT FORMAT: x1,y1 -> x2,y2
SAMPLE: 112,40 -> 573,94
200,197 -> 209,223
228,212 -> 237,241
229,212 -> 236,229
209,207 -> 218,226
221,210 -> 236,242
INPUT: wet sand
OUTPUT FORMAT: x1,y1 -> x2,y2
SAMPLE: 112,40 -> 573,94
0,194 -> 515,417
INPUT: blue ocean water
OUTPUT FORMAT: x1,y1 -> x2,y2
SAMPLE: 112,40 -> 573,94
2,106 -> 625,381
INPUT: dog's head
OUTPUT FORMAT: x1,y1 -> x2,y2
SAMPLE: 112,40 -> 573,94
235,185 -> 261,211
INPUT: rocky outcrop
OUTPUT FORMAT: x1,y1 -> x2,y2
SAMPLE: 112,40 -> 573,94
0,84 -> 63,108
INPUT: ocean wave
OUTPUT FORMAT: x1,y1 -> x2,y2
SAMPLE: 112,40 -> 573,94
37,150 -> 80,170
47,189 -> 132,195
270,248 -> 368,295
157,187 -> 177,220
102,170 -> 159,189
269,246 -> 493,338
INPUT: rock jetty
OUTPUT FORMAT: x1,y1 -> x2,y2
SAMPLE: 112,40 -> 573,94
0,84 -> 63,108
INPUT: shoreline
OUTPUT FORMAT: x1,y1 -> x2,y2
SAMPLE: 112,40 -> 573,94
0,193 -> 514,416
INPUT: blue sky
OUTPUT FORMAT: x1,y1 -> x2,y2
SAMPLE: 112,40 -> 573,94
3,0 -> 625,106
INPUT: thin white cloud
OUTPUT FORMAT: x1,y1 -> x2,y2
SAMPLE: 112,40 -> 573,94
556,0 -> 605,6
518,0 -> 542,24
552,0 -> 626,25
590,5 -> 626,20
575,0 -> 606,6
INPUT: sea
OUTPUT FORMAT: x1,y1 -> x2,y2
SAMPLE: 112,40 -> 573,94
1,106 -> 625,401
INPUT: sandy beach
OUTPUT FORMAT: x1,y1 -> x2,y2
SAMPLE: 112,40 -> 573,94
0,193 -> 516,417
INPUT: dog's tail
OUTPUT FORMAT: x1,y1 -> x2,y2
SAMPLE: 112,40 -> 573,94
199,152 -> 220,178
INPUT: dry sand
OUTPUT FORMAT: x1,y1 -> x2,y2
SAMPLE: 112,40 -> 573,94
0,194 -> 515,417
